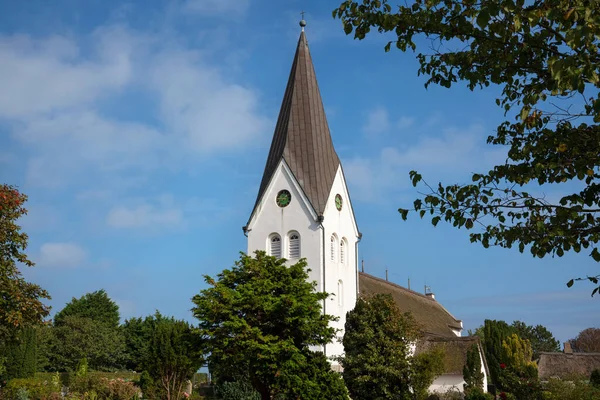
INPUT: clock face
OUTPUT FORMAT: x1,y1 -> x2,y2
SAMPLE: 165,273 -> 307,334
276,190 -> 292,207
335,194 -> 343,211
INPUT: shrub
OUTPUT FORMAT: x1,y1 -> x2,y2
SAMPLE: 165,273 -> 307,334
215,380 -> 260,400
591,369 -> 600,387
465,389 -> 494,400
542,377 -> 600,400
2,377 -> 61,400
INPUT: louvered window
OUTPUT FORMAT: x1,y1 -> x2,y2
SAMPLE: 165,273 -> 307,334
270,235 -> 281,258
330,235 -> 337,261
340,239 -> 346,265
288,233 -> 300,259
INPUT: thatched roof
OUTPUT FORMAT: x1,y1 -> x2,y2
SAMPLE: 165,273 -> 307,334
538,352 -> 600,380
358,272 -> 462,337
415,336 -> 489,376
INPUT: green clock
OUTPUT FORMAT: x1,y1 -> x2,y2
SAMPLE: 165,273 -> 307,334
335,194 -> 343,211
276,190 -> 292,207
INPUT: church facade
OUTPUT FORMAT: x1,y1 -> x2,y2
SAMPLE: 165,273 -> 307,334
244,23 -> 489,394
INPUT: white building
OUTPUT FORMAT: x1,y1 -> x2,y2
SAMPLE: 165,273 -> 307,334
243,22 -> 489,394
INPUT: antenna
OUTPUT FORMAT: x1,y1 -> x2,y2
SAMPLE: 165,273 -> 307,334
385,267 -> 388,281
361,259 -> 364,273
408,277 -> 411,290
425,285 -> 432,294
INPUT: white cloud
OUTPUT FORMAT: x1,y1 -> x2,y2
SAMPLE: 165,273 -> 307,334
107,204 -> 183,229
37,242 -> 87,268
0,32 -> 132,119
363,107 -> 390,135
344,124 -> 506,203
183,0 -> 250,16
397,116 -> 415,130
0,25 -> 270,190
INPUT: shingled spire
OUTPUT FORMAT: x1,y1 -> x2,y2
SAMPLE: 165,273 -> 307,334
251,29 -> 340,218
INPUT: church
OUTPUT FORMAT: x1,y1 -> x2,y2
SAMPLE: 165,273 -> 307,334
243,19 -> 490,395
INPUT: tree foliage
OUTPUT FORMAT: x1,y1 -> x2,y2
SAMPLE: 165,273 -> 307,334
333,0 -> 600,295
54,289 -> 120,329
46,315 -> 125,372
481,320 -> 513,388
192,251 -> 347,400
2,326 -> 38,380
0,184 -> 50,341
511,320 -> 560,359
463,343 -> 484,395
141,313 -> 203,400
569,327 -> 600,352
341,293 -> 444,400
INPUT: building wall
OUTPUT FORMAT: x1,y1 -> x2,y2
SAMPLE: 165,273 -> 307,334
429,374 -> 465,394
246,162 -> 359,361
320,166 -> 359,359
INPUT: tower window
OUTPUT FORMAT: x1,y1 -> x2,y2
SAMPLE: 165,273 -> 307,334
288,232 -> 301,259
340,239 -> 346,265
330,234 -> 338,262
269,234 -> 282,258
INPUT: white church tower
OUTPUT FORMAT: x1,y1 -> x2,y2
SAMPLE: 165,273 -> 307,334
243,20 -> 360,365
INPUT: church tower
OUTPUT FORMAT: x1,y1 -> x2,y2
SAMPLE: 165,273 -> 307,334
243,20 -> 360,364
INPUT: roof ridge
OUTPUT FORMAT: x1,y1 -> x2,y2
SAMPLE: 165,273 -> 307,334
359,272 -> 462,325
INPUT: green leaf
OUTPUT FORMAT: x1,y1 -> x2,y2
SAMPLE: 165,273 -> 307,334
566,279 -> 574,288
432,216 -> 441,226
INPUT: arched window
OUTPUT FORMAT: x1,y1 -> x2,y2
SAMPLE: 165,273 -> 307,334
288,232 -> 300,259
340,239 -> 346,265
269,234 -> 281,258
338,280 -> 344,307
330,234 -> 338,262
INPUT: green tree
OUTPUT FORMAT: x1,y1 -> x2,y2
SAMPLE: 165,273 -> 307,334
499,334 -> 540,399
591,369 -> 600,387
46,315 -> 125,371
141,313 -> 203,400
481,320 -> 513,388
123,316 -> 152,371
333,0 -> 600,295
463,343 -> 484,395
511,320 -> 560,359
569,327 -> 600,352
341,293 -> 444,400
3,326 -> 39,380
192,251 -> 348,400
54,289 -> 120,329
0,184 -> 50,344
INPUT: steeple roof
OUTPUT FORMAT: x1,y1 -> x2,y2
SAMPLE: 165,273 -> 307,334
251,31 -> 340,219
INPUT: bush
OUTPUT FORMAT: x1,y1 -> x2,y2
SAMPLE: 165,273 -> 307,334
542,377 -> 600,400
215,380 -> 260,400
465,389 -> 494,400
2,377 -> 61,400
591,369 -> 600,387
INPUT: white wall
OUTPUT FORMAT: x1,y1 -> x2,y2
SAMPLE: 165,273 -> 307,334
321,166 -> 360,360
429,374 -> 465,394
246,162 -> 359,363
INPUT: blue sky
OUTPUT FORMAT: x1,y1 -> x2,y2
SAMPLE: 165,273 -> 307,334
1,0 -> 597,345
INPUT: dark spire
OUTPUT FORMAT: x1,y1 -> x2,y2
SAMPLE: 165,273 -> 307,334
250,28 -> 340,220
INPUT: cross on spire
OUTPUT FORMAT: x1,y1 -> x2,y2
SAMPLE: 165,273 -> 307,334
299,11 -> 307,31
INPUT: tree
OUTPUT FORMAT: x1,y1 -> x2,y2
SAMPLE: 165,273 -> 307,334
481,320 -> 513,388
463,343 -> 484,395
341,293 -> 444,400
511,320 -> 560,359
141,313 -> 203,400
122,316 -> 151,372
54,289 -> 120,329
46,315 -> 125,372
3,326 -> 38,380
333,0 -> 600,295
191,251 -> 348,400
0,184 -> 50,340
498,334 -> 541,400
569,327 -> 600,352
